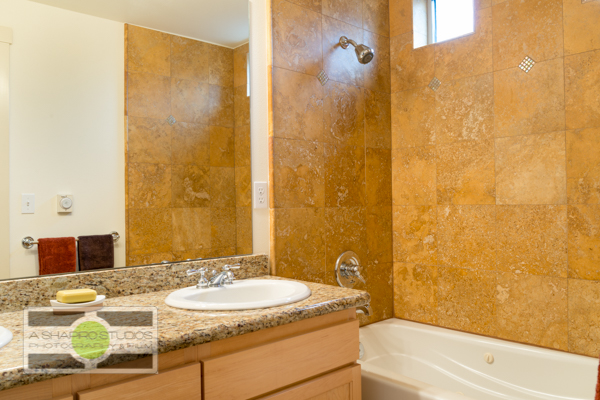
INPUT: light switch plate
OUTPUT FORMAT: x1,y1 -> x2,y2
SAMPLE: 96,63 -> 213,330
254,182 -> 268,209
22,194 -> 35,214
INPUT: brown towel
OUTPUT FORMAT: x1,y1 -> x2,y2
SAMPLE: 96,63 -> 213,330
38,237 -> 77,275
77,234 -> 114,271
596,354 -> 600,400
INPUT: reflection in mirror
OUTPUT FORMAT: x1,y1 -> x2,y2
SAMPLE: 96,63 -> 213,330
413,0 -> 474,48
0,0 -> 251,279
125,25 -> 252,267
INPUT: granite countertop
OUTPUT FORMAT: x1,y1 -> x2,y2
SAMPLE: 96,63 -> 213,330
0,276 -> 369,391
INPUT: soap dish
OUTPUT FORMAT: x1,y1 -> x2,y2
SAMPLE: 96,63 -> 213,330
50,295 -> 105,315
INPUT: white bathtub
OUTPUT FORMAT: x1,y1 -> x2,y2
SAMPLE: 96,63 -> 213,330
359,319 -> 598,400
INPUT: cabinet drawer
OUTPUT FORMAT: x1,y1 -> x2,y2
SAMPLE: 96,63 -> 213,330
260,364 -> 361,400
202,320 -> 359,400
77,363 -> 201,400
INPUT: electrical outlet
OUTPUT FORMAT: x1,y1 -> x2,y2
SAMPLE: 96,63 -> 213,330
254,182 -> 268,209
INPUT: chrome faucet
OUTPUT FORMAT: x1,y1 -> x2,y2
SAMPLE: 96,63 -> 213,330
187,264 -> 241,289
187,267 -> 209,289
357,304 -> 373,316
209,264 -> 241,287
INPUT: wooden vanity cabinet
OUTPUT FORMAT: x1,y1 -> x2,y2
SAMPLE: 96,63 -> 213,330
260,364 -> 361,400
77,363 -> 202,400
0,309 -> 361,400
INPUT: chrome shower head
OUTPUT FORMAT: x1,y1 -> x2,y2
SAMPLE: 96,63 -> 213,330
339,36 -> 375,64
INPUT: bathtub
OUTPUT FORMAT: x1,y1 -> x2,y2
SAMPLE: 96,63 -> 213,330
359,319 -> 598,400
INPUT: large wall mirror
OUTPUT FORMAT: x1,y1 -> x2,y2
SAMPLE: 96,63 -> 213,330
0,0 -> 265,279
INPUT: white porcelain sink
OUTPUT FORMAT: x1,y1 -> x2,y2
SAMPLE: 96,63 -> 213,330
0,326 -> 12,350
165,279 -> 311,311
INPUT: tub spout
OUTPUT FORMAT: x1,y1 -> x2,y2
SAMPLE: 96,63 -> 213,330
357,305 -> 372,316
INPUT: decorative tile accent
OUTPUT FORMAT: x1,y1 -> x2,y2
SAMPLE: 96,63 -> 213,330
518,56 -> 536,73
166,115 -> 177,126
428,77 -> 442,91
317,70 -> 330,86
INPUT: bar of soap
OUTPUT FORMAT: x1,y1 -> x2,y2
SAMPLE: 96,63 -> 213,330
56,289 -> 97,304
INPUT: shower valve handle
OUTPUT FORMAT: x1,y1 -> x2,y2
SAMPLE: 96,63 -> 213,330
341,263 -> 366,284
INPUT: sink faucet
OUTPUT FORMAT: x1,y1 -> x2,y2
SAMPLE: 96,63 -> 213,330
187,264 -> 241,289
187,267 -> 209,289
208,264 -> 241,287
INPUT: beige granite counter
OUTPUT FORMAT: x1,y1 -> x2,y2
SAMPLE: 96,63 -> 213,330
0,255 -> 269,312
0,276 -> 369,391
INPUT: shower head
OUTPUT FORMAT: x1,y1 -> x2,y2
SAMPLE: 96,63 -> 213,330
339,36 -> 375,64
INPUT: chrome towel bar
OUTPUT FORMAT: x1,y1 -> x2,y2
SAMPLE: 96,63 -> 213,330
22,231 -> 120,249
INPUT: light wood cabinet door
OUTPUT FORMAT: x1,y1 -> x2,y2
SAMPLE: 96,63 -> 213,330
77,363 -> 201,400
260,364 -> 361,400
202,320 -> 360,400
0,378 -> 74,400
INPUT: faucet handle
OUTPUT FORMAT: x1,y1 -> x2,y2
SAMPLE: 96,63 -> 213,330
188,267 -> 209,289
187,267 -> 207,276
221,264 -> 240,285
354,268 -> 366,284
341,263 -> 366,284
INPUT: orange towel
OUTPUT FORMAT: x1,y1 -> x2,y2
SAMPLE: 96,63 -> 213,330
596,355 -> 600,400
38,237 -> 77,275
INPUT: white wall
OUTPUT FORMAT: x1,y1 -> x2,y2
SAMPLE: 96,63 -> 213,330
0,27 -> 12,280
0,0 -> 125,278
249,0 -> 270,257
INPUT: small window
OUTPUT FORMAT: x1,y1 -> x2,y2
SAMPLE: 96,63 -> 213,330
413,0 -> 474,48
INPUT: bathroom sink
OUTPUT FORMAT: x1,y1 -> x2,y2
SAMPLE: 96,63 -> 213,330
165,279 -> 311,311
0,326 -> 12,350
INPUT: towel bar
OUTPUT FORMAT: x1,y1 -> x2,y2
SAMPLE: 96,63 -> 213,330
22,232 -> 120,249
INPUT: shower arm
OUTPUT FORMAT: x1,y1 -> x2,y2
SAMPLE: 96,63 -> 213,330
339,36 -> 358,49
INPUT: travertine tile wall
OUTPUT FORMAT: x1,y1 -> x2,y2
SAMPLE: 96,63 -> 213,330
125,25 -> 252,266
269,0 -> 393,324
391,0 -> 600,356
